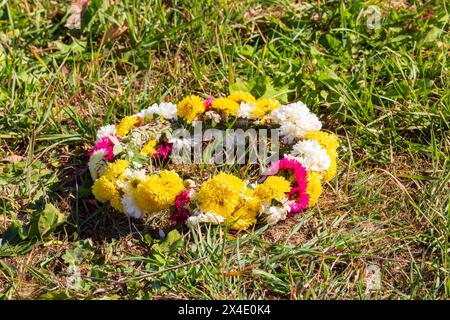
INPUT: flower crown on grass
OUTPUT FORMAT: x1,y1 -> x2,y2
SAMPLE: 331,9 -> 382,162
88,91 -> 339,231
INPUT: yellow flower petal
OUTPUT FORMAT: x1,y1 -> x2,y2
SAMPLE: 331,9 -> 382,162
306,171 -> 322,207
177,95 -> 205,122
197,173 -> 245,219
133,170 -> 184,213
227,91 -> 256,104
116,116 -> 140,137
140,139 -> 157,156
211,97 -> 240,115
254,176 -> 291,202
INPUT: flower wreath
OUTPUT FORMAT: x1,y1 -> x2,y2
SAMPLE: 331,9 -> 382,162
88,92 -> 339,231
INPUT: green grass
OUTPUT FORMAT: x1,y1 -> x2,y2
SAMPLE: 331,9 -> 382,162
0,0 -> 449,299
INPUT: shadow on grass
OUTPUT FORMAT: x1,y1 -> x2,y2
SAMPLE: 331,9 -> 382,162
0,151 -> 185,259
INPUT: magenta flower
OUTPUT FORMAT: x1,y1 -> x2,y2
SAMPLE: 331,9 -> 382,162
175,190 -> 191,208
287,186 -> 309,216
171,207 -> 191,225
153,143 -> 173,159
88,136 -> 117,161
204,97 -> 214,111
269,157 -> 309,215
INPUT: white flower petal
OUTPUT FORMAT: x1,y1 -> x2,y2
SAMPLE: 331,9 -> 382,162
260,198 -> 291,225
186,211 -> 225,227
138,102 -> 178,120
287,139 -> 331,172
157,102 -> 178,119
96,125 -> 116,141
88,149 -> 108,180
121,195 -> 144,219
271,102 -> 322,143
237,102 -> 254,119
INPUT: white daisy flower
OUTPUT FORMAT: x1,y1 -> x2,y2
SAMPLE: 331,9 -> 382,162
271,101 -> 322,143
122,168 -> 147,182
117,168 -> 147,218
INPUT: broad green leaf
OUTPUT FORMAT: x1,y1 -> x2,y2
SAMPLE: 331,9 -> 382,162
38,290 -> 70,300
260,81 -> 291,103
249,76 -> 269,98
38,204 -> 66,237
317,68 -> 341,84
229,78 -> 252,93
54,38 -> 86,55
165,229 -> 181,246
422,26 -> 443,45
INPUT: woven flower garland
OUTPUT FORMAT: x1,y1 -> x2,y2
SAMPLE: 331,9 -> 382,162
88,92 -> 339,231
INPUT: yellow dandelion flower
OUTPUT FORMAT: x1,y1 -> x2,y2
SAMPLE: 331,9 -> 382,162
197,173 -> 246,219
254,176 -> 291,202
306,171 -> 322,207
133,170 -> 184,213
251,98 -> 281,118
102,159 -> 129,180
211,97 -> 240,115
177,95 -> 205,122
304,131 -> 339,181
140,139 -> 157,156
227,91 -> 256,104
116,116 -> 140,137
92,176 -> 123,212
